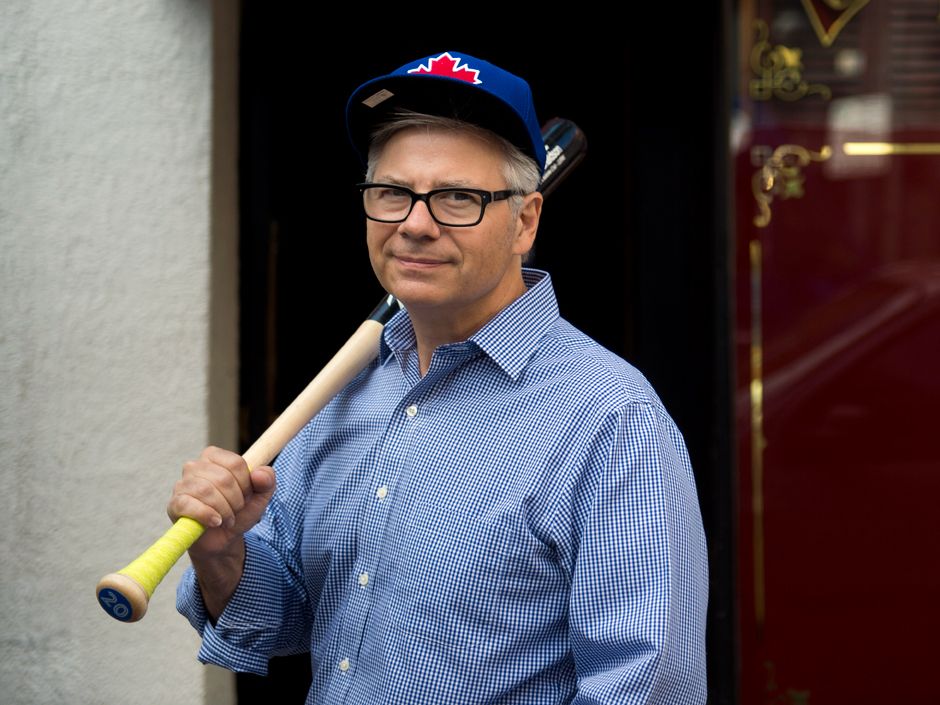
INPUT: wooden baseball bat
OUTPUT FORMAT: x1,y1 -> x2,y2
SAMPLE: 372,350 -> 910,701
96,295 -> 399,621
96,117 -> 587,622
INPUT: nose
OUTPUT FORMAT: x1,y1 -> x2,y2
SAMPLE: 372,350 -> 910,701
397,198 -> 441,239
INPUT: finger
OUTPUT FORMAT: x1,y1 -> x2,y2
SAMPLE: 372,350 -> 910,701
201,446 -> 252,495
167,476 -> 228,528
183,447 -> 256,520
173,461 -> 248,528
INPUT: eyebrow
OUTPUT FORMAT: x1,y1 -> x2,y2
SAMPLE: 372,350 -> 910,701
373,176 -> 479,189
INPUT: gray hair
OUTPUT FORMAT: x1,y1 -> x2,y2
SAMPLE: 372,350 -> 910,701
365,111 -> 541,217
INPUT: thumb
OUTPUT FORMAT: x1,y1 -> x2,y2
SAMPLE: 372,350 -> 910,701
250,465 -> 276,496
242,466 -> 276,521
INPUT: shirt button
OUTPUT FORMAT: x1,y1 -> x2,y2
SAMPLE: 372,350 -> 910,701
376,485 -> 388,500
339,657 -> 350,672
358,572 -> 369,587
405,404 -> 418,418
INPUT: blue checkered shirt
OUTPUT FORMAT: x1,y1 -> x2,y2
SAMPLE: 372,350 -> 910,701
178,269 -> 708,703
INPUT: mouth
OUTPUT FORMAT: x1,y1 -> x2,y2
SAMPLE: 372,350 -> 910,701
393,254 -> 448,269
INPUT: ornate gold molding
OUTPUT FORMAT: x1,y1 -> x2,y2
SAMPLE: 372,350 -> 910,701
750,20 -> 831,102
749,239 -> 767,631
843,142 -> 940,156
752,144 -> 833,227
801,0 -> 870,48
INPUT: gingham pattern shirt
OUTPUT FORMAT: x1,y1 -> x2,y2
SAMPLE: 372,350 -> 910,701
178,269 -> 708,704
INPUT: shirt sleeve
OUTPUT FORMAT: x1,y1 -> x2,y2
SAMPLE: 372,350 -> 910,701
569,401 -> 709,704
175,530 -> 310,675
175,431 -> 315,675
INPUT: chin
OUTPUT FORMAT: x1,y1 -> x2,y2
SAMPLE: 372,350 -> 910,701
388,286 -> 451,311
382,270 -> 448,302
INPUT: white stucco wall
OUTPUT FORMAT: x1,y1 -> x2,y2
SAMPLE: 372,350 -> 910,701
0,3 -> 237,703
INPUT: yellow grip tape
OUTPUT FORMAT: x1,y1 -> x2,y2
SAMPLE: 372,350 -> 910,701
118,517 -> 206,596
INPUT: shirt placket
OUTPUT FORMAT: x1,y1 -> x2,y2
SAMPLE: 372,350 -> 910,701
324,351 -> 464,702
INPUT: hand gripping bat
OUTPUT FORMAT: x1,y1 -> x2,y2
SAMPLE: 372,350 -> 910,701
96,117 -> 587,622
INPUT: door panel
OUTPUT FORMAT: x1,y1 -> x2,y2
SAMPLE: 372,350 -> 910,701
733,2 -> 940,703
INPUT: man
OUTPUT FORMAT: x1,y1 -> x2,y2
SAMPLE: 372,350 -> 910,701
171,51 -> 708,703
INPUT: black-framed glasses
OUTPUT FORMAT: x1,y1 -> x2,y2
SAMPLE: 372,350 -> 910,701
358,183 -> 524,227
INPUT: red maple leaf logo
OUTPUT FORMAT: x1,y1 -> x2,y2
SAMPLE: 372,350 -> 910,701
407,52 -> 482,84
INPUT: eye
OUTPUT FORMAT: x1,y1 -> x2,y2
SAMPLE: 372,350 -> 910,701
374,187 -> 410,202
436,190 -> 481,208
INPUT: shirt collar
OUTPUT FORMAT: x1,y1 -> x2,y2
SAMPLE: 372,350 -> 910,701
379,268 -> 560,381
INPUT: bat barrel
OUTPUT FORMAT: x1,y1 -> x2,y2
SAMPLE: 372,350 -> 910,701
539,117 -> 587,197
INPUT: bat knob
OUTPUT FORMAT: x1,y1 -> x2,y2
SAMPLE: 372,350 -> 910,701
96,573 -> 150,622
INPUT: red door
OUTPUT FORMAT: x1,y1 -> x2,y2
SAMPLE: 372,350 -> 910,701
734,1 -> 940,703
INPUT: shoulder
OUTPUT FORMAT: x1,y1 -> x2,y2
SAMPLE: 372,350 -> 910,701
522,317 -> 667,416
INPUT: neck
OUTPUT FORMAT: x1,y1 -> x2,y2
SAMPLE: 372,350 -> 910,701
408,273 -> 528,376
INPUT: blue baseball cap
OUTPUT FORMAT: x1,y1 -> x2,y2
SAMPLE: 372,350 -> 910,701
346,51 -> 545,174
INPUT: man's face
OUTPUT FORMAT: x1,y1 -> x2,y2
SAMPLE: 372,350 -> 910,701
367,127 -> 540,336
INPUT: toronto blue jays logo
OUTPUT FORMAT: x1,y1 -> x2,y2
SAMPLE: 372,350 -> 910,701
407,52 -> 483,85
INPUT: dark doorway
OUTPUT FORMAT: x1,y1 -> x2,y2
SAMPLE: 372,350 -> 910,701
237,6 -> 734,703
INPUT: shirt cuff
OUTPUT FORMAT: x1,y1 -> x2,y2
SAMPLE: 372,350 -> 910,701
176,533 -> 287,675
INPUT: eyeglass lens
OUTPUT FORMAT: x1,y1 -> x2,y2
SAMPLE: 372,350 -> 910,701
362,186 -> 485,226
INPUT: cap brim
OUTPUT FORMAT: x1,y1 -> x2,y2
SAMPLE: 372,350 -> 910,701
346,74 -> 542,172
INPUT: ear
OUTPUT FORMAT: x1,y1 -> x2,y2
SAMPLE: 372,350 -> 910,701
512,191 -> 543,256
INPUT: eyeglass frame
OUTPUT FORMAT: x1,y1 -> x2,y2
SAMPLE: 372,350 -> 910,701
357,182 -> 526,227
